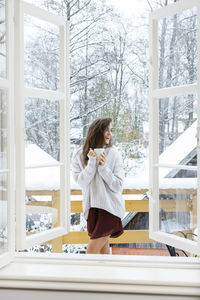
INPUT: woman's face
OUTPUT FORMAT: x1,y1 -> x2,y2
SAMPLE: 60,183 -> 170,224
104,123 -> 113,145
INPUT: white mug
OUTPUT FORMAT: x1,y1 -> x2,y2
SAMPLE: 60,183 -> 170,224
94,148 -> 104,158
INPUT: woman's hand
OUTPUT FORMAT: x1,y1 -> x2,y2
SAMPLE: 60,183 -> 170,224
98,152 -> 106,166
87,148 -> 96,157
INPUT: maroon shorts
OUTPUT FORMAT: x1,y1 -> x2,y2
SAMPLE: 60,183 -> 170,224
87,207 -> 124,240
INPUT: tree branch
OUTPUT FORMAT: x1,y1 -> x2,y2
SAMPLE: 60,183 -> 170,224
70,99 -> 111,122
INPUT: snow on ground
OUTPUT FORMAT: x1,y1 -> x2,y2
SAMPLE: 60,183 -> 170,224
24,143 -> 197,191
161,218 -> 190,233
124,176 -> 197,190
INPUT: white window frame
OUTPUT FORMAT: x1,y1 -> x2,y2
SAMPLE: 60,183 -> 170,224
0,0 -> 15,268
149,0 -> 200,255
14,0 -> 70,250
0,2 -> 200,297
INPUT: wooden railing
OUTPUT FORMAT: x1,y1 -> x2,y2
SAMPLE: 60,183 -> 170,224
26,188 -> 197,253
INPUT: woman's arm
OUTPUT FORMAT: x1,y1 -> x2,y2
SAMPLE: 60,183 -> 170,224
98,150 -> 124,193
72,150 -> 97,188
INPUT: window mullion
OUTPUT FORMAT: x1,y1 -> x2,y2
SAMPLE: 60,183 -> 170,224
197,3 -> 200,246
153,84 -> 198,98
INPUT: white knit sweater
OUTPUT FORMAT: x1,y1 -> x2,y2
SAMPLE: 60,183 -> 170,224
72,146 -> 125,220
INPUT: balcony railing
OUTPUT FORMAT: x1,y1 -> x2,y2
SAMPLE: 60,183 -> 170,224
26,187 -> 197,253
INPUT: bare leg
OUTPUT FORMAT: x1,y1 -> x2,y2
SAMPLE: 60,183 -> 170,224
100,238 -> 110,254
86,235 -> 110,254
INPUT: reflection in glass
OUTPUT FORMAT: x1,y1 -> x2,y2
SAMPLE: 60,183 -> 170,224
159,170 -> 197,242
0,90 -> 7,169
159,95 -> 197,155
0,173 -> 8,254
158,7 -> 197,88
0,0 -> 6,78
25,98 -> 60,161
24,14 -> 60,90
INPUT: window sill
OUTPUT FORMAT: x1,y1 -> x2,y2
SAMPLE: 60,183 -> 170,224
0,253 -> 200,296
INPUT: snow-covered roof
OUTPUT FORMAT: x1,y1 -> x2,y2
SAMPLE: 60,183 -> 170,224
25,144 -> 87,190
25,143 -> 58,166
159,120 -> 197,178
25,127 -> 197,192
25,144 -> 60,190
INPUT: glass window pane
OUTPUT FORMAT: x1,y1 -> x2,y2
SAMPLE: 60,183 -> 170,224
0,89 -> 7,169
25,98 -> 60,161
25,166 -> 61,236
25,97 -> 61,237
23,0 -> 63,14
24,14 -> 60,91
158,7 -> 197,88
159,95 -> 197,160
0,173 -> 8,254
0,0 -> 6,78
159,171 -> 197,245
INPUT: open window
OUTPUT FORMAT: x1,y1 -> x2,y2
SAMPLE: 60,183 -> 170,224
14,1 -> 70,250
0,0 -> 15,267
149,0 -> 200,255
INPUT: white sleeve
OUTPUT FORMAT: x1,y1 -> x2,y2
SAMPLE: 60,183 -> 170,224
98,150 -> 124,193
72,150 -> 97,188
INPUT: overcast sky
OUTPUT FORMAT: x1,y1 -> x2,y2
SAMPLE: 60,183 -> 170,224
106,0 -> 149,17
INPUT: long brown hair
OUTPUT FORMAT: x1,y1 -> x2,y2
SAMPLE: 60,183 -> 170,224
82,117 -> 112,165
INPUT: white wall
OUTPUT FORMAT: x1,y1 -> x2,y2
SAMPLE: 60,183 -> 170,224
0,289 -> 199,300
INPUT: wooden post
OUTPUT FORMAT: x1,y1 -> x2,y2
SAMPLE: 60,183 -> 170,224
51,190 -> 63,253
190,194 -> 197,232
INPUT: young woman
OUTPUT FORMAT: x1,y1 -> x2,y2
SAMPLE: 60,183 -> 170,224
72,117 -> 125,254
